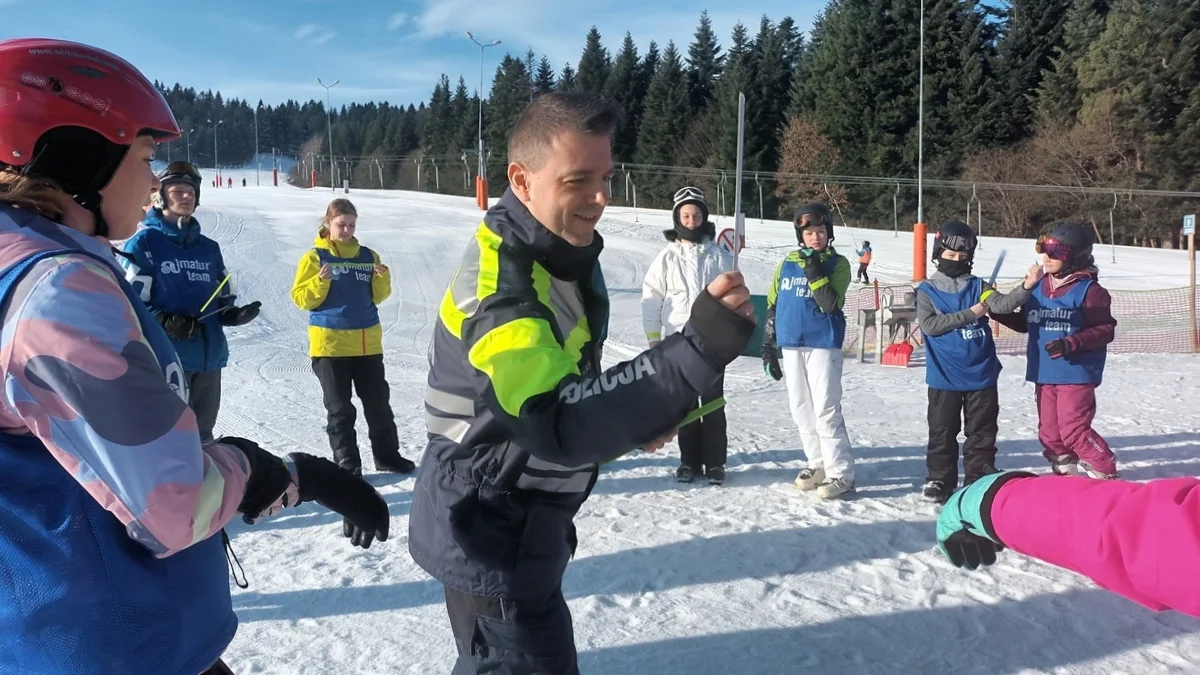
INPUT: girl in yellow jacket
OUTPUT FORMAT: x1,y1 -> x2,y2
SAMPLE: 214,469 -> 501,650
291,199 -> 415,475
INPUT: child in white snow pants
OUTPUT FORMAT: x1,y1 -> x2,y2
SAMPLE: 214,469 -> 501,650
762,203 -> 856,500
780,347 -> 855,486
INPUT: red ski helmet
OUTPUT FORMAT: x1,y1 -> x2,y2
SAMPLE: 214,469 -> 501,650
0,38 -> 180,232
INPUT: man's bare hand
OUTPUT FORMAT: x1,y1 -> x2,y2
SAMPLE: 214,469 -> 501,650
641,428 -> 678,453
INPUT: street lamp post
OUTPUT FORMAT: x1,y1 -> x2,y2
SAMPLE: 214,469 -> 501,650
185,128 -> 194,164
317,78 -> 339,192
466,31 -> 501,210
253,104 -> 261,186
207,118 -> 224,186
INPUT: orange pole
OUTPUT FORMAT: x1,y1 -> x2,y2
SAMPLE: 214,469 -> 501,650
913,221 -> 928,281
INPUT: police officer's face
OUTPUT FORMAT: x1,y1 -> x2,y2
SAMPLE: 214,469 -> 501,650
513,129 -> 615,247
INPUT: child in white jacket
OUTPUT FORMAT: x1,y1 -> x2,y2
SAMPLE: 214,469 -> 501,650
642,187 -> 733,485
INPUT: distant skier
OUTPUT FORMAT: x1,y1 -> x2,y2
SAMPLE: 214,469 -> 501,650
855,240 -> 872,284
242,177 -> 246,187
290,198 -> 416,478
642,186 -> 733,485
761,202 -> 856,500
0,38 -> 389,675
122,160 -> 262,443
937,470 -> 1200,618
409,91 -> 755,674
992,221 -> 1118,478
915,219 -> 1043,504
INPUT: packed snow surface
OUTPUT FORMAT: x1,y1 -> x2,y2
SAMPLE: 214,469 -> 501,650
187,172 -> 1200,674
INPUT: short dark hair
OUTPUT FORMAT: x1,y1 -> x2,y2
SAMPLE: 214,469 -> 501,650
507,92 -> 620,170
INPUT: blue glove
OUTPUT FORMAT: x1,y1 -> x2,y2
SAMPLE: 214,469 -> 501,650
936,471 -> 1034,569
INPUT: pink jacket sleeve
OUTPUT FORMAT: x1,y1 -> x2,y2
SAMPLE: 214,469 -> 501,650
990,475 -> 1200,617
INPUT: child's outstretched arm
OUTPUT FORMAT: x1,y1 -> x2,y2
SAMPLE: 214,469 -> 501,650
1067,283 -> 1116,351
939,472 -> 1200,618
915,288 -> 980,337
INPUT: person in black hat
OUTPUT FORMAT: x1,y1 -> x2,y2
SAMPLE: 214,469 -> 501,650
642,186 -> 734,484
120,161 -> 261,443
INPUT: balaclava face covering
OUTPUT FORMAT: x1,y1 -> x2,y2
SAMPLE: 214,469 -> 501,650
937,258 -> 972,278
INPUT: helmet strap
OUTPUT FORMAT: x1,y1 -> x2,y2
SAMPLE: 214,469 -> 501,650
72,192 -> 109,239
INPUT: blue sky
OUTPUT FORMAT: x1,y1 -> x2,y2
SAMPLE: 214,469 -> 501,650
3,0 -> 822,108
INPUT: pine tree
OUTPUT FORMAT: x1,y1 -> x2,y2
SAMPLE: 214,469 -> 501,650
576,27 -> 611,94
709,22 -> 754,173
604,33 -> 642,162
484,55 -> 532,191
525,49 -> 537,103
686,11 -> 724,114
534,55 -> 556,96
1036,0 -> 1111,124
558,63 -> 578,92
997,0 -> 1073,141
635,41 -> 691,201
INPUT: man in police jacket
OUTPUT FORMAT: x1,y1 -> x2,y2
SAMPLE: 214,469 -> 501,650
409,91 -> 756,673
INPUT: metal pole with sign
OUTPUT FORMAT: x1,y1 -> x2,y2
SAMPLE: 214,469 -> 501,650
1186,214 -> 1197,352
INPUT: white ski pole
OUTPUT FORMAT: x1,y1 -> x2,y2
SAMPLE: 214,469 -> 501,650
732,92 -> 745,273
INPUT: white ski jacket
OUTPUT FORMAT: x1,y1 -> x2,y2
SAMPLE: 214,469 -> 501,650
641,234 -> 733,342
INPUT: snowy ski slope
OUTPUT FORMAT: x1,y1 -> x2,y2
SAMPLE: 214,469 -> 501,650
186,172 -> 1200,674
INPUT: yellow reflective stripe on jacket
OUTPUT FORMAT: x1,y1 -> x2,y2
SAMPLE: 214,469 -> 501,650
440,221 -> 593,418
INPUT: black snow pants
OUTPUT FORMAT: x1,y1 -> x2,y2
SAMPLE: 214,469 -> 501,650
926,385 -> 1000,491
311,354 -> 402,472
677,374 -> 727,472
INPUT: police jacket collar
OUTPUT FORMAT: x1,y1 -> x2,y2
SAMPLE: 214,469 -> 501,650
492,188 -> 603,283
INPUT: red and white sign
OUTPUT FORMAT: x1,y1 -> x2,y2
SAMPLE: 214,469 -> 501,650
716,227 -> 744,257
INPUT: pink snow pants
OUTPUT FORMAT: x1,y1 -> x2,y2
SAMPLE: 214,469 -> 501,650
1035,383 -> 1117,474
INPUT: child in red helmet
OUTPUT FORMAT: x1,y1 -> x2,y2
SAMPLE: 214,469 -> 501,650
0,38 -> 388,674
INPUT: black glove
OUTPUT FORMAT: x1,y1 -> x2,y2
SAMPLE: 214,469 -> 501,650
761,342 -> 782,381
220,301 -> 261,327
687,288 -> 757,369
219,436 -> 296,524
801,251 -> 823,282
1045,338 -> 1071,359
159,312 -> 200,340
288,452 -> 390,549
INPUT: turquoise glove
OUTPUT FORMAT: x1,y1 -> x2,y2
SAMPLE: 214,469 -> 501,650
936,471 -> 1034,569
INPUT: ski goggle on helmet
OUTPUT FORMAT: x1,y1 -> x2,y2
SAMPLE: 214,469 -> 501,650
673,186 -> 705,204
1035,234 -> 1072,261
160,161 -> 202,186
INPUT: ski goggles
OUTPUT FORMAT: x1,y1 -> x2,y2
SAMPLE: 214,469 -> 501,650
1035,235 -> 1072,261
673,186 -> 706,205
937,233 -> 975,253
160,161 -> 202,184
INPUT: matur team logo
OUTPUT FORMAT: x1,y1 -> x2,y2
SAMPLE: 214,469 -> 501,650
160,260 -> 180,275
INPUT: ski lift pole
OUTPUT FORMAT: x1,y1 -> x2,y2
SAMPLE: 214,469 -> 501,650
732,92 -> 746,272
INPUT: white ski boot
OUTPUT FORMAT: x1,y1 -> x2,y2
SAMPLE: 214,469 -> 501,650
794,466 -> 826,491
817,477 -> 855,500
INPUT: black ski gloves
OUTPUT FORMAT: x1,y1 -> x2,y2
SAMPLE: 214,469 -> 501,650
761,308 -> 782,381
159,312 -> 200,340
220,436 -> 297,523
219,437 -> 390,548
687,287 -> 756,369
288,453 -> 391,549
801,250 -> 824,282
220,301 -> 261,327
1045,338 -> 1072,359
